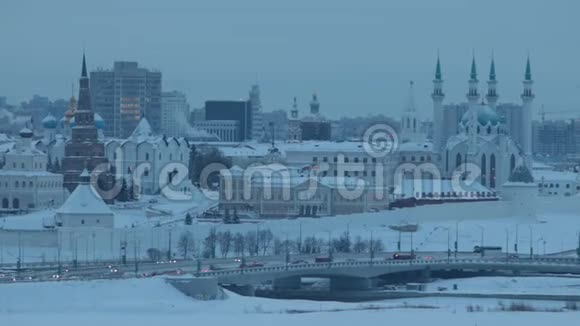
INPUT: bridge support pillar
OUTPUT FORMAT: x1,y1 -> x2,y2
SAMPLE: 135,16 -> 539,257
273,276 -> 301,290
420,267 -> 431,281
330,276 -> 372,291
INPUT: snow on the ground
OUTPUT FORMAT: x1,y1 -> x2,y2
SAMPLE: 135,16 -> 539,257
1,195 -> 579,264
1,277 -> 580,326
428,276 -> 580,295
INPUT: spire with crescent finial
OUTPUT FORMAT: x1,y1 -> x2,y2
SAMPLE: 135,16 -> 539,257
525,55 -> 532,81
470,55 -> 478,81
489,55 -> 496,81
435,55 -> 442,81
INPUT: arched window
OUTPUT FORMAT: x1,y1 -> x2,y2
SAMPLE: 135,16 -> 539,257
481,154 -> 487,186
2,198 -> 8,208
12,198 -> 19,209
15,181 -> 19,188
29,181 -> 33,187
455,153 -> 462,169
413,119 -> 417,131
510,154 -> 516,174
146,153 -> 150,161
487,126 -> 492,134
490,154 -> 496,189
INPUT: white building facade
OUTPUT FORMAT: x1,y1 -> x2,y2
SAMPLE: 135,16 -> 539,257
0,128 -> 65,212
105,118 -> 194,195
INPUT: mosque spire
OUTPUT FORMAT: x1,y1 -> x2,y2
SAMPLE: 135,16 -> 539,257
489,55 -> 496,81
524,55 -> 532,81
81,52 -> 87,78
435,54 -> 442,81
470,54 -> 478,81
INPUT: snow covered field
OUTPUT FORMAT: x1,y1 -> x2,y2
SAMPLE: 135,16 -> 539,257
1,277 -> 580,326
1,195 -> 579,265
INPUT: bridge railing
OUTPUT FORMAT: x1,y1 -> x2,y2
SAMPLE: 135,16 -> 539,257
198,256 -> 580,278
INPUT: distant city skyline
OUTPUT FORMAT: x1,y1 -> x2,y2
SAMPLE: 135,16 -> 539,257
1,0 -> 579,120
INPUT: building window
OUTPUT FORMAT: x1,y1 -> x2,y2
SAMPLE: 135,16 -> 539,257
344,157 -> 349,163
323,157 -> 328,162
15,181 -> 19,188
146,153 -> 150,160
144,169 -> 149,177
354,157 -> 359,163
22,182 -> 25,188
12,198 -> 19,209
313,157 -> 318,162
81,220 -> 85,225
372,171 -> 376,177
420,156 -> 424,162
97,219 -> 100,224
566,184 -> 570,189
333,157 -> 337,163
371,158 -> 376,163
402,156 -> 406,162
411,156 -> 416,162
29,181 -> 33,187
363,158 -> 368,163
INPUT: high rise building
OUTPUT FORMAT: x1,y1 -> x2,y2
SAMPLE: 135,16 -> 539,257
90,61 -> 161,138
204,100 -> 253,141
249,84 -> 263,140
161,91 -> 189,137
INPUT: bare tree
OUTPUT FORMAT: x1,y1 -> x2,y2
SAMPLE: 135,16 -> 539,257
233,232 -> 245,257
258,229 -> 274,256
218,230 -> 233,258
202,227 -> 218,258
353,235 -> 367,253
245,231 -> 257,256
177,231 -> 195,259
273,238 -> 283,255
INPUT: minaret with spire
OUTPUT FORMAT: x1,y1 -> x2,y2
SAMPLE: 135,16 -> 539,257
520,55 -> 535,160
401,81 -> 422,143
486,55 -> 499,109
431,54 -> 445,152
466,55 -> 480,106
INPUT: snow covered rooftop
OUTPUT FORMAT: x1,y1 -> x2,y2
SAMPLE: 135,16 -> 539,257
56,183 -> 113,216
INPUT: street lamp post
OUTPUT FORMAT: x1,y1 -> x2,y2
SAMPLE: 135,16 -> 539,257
369,230 -> 375,264
397,230 -> 402,252
454,221 -> 459,258
529,225 -> 534,259
514,224 -> 519,254
443,227 -> 451,262
476,225 -> 485,257
505,229 -> 510,261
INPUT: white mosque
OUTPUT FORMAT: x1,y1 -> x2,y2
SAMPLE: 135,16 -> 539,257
400,55 -> 534,190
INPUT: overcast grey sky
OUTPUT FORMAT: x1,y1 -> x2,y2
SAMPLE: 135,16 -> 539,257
1,0 -> 578,119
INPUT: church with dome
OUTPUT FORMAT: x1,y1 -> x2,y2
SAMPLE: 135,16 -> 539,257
432,55 -> 534,189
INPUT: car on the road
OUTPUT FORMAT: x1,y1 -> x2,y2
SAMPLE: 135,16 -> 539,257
240,262 -> 264,268
314,257 -> 332,263
393,253 -> 416,260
